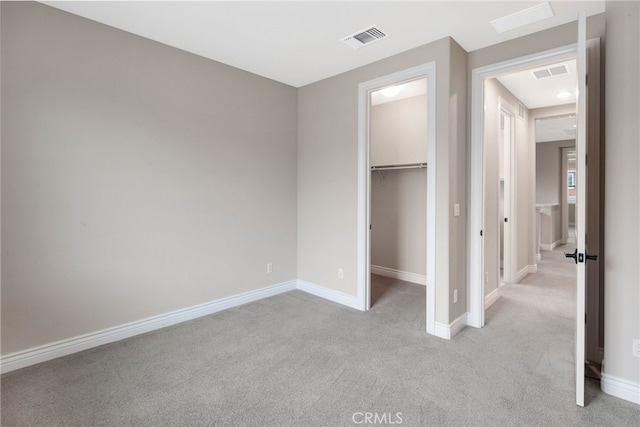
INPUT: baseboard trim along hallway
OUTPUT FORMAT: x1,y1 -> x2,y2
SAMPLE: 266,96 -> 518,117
485,288 -> 500,309
601,373 -> 640,405
0,280 -> 298,374
435,313 -> 467,340
515,264 -> 538,283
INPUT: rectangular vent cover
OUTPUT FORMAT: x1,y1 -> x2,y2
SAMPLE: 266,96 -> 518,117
531,64 -> 568,80
341,26 -> 387,49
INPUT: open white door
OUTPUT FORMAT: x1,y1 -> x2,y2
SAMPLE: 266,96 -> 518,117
570,9 -> 588,407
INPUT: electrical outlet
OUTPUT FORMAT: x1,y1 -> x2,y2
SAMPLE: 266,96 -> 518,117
485,271 -> 489,284
453,289 -> 458,303
267,263 -> 273,273
633,339 -> 640,358
338,268 -> 344,279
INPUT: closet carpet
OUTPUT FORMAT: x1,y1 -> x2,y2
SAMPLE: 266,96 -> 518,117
2,247 -> 639,426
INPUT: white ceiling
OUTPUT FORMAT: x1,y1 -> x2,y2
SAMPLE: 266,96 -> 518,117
497,59 -> 578,109
535,114 -> 577,142
42,1 -> 605,88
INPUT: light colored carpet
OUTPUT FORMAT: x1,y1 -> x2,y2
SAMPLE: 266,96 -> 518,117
2,246 -> 639,426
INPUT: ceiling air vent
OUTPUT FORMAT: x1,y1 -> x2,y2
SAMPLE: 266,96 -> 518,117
531,64 -> 569,80
341,26 -> 387,49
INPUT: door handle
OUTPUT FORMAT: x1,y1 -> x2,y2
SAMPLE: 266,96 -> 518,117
565,249 -> 578,264
565,249 -> 598,264
585,252 -> 598,262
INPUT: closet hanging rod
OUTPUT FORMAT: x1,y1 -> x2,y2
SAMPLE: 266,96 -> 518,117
371,163 -> 427,171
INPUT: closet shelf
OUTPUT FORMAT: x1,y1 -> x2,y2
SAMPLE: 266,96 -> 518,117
371,163 -> 427,171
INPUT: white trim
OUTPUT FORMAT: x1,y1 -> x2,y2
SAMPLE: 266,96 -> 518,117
484,288 -> 500,309
601,374 -> 640,405
296,280 -> 361,310
0,280 -> 297,374
468,43 -> 577,330
576,12 -> 587,406
434,313 -> 467,340
357,62 -> 437,334
370,265 -> 426,285
499,98 -> 517,285
515,264 -> 537,283
540,240 -> 562,251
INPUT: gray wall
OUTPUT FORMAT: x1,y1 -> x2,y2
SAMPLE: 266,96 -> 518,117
1,2 -> 298,355
370,96 -> 428,276
482,78 -> 532,292
298,37 -> 467,325
536,140 -> 576,204
370,95 -> 428,166
604,0 -> 640,389
370,169 -> 427,276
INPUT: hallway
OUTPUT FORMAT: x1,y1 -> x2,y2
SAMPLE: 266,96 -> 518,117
485,243 -> 581,400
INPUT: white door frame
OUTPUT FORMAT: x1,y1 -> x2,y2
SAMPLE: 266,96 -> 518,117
498,99 -> 517,284
575,10 -> 587,406
468,44 -> 577,328
357,62 -> 437,335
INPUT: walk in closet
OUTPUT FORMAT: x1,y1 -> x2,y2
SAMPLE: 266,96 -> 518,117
369,78 -> 428,299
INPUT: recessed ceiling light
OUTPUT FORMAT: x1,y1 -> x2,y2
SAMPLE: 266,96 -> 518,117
556,91 -> 572,99
490,2 -> 554,34
380,86 -> 401,98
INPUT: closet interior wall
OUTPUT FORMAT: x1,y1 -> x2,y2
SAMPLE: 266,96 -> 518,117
370,89 -> 428,284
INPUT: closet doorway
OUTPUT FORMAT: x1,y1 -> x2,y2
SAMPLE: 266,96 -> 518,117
357,63 -> 437,335
369,79 -> 428,310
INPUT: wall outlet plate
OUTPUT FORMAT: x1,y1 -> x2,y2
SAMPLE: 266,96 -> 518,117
633,339 -> 640,358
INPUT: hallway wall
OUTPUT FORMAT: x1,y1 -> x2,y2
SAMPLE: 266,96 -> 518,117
603,0 -> 640,401
536,140 -> 576,205
482,78 -> 532,292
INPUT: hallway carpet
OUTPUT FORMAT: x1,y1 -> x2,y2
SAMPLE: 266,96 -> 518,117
2,247 -> 639,426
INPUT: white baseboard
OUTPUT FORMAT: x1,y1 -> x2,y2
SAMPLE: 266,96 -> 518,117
370,265 -> 426,285
434,313 -> 467,340
515,264 -> 537,283
601,373 -> 640,405
0,280 -> 297,374
485,288 -> 500,309
540,240 -> 562,251
296,280 -> 363,311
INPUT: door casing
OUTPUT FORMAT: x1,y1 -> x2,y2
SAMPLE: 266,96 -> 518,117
469,44 -> 578,328
357,63 -> 437,334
